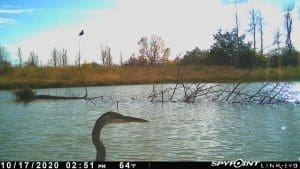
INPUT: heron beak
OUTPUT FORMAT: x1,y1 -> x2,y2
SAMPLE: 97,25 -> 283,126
113,115 -> 149,123
123,116 -> 149,123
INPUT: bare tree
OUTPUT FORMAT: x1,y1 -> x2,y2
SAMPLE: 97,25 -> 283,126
120,52 -> 123,66
0,45 -> 9,64
150,35 -> 165,65
27,51 -> 38,66
234,1 -> 240,65
60,49 -> 68,67
160,47 -> 171,64
137,35 -> 169,65
248,9 -> 259,51
17,47 -> 22,67
284,3 -> 294,52
107,48 -> 112,66
273,29 -> 281,52
56,48 -> 68,67
257,11 -> 264,54
100,45 -> 112,66
100,45 -> 106,65
51,48 -> 58,67
137,37 -> 148,63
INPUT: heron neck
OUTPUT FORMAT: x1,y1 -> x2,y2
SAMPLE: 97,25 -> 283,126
92,117 -> 106,161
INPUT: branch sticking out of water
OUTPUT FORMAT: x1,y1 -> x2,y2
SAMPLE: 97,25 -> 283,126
148,67 -> 296,105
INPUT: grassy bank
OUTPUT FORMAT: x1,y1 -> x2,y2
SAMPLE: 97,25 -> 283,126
0,64 -> 300,89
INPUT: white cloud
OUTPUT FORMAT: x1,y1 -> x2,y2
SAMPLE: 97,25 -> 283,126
0,8 -> 34,14
0,7 -> 34,28
0,17 -> 15,25
6,0 -> 300,65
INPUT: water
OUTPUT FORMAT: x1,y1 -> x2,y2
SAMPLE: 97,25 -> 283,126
0,83 -> 300,161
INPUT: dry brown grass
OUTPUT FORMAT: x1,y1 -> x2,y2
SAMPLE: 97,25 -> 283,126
0,64 -> 299,89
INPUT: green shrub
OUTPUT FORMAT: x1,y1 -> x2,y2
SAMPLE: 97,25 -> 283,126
281,48 -> 298,67
267,48 -> 299,68
180,47 -> 209,65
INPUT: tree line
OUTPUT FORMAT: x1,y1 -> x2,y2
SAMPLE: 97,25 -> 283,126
0,34 -> 171,69
180,2 -> 299,68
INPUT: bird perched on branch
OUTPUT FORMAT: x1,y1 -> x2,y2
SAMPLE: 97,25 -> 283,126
79,30 -> 84,36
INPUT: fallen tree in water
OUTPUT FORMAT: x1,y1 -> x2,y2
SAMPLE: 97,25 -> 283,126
148,82 -> 294,104
13,86 -> 102,101
12,66 -> 103,103
148,67 -> 296,105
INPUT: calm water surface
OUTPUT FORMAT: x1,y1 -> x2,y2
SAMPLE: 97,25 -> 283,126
0,83 -> 300,161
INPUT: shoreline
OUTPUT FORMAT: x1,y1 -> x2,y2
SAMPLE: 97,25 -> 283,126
1,79 -> 300,91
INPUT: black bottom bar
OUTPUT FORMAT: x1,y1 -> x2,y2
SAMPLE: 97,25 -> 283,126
1,161 -> 299,169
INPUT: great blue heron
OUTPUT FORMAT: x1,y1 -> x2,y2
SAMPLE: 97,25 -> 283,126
92,111 -> 149,161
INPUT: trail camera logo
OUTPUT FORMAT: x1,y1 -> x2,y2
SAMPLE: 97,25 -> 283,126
211,159 -> 259,168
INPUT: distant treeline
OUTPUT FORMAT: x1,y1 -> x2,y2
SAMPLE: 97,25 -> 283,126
179,29 -> 299,68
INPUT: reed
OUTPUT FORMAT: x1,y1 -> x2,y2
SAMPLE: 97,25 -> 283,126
0,64 -> 299,89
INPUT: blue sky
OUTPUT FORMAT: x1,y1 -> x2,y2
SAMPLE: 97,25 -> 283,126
258,0 -> 297,8
0,0 -> 115,44
1,0 -> 300,64
223,0 -> 297,7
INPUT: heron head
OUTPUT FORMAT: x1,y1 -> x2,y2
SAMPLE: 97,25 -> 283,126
101,111 -> 149,125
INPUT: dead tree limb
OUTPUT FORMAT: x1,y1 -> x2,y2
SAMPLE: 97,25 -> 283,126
147,67 -> 295,105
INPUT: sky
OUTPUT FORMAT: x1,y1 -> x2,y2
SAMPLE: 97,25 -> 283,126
0,0 -> 300,65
